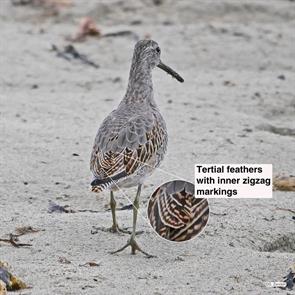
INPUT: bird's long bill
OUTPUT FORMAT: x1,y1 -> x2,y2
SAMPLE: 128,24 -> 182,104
157,61 -> 184,83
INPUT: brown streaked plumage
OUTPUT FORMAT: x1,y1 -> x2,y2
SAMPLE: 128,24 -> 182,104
148,181 -> 209,242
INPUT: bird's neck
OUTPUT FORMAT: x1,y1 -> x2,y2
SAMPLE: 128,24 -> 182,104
123,61 -> 156,107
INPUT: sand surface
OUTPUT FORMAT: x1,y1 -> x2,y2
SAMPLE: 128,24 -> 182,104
1,0 -> 295,294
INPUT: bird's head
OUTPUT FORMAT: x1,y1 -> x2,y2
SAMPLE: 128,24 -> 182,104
132,39 -> 184,83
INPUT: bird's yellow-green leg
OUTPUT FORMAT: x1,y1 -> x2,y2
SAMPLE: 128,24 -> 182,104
110,190 -> 118,231
110,184 -> 155,258
96,191 -> 130,234
109,191 -> 129,233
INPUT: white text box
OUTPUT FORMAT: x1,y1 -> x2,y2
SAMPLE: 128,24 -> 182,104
194,164 -> 272,198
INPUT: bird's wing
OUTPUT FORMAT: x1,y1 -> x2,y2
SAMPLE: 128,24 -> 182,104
90,112 -> 166,182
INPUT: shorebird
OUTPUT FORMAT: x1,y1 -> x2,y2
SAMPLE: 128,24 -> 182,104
90,39 -> 183,256
148,181 -> 209,242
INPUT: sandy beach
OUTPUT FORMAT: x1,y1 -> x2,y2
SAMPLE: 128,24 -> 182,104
1,0 -> 295,294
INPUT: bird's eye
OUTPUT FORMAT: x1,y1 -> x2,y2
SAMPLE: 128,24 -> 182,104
156,47 -> 161,53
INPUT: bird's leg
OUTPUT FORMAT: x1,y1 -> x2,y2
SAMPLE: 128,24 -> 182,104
110,184 -> 155,258
110,190 -> 119,232
93,191 -> 130,234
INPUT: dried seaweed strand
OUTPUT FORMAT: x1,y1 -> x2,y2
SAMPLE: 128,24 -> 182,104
0,234 -> 32,248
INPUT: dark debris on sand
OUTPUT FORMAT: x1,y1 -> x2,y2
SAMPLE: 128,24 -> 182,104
51,44 -> 99,69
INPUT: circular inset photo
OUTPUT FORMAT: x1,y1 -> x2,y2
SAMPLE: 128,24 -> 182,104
147,180 -> 209,242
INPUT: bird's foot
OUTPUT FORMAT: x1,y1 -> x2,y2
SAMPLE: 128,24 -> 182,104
110,236 -> 156,258
110,223 -> 131,234
91,225 -> 144,235
91,224 -> 131,235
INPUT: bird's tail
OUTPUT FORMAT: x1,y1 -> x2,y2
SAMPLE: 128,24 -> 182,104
90,171 -> 127,193
91,178 -> 113,193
